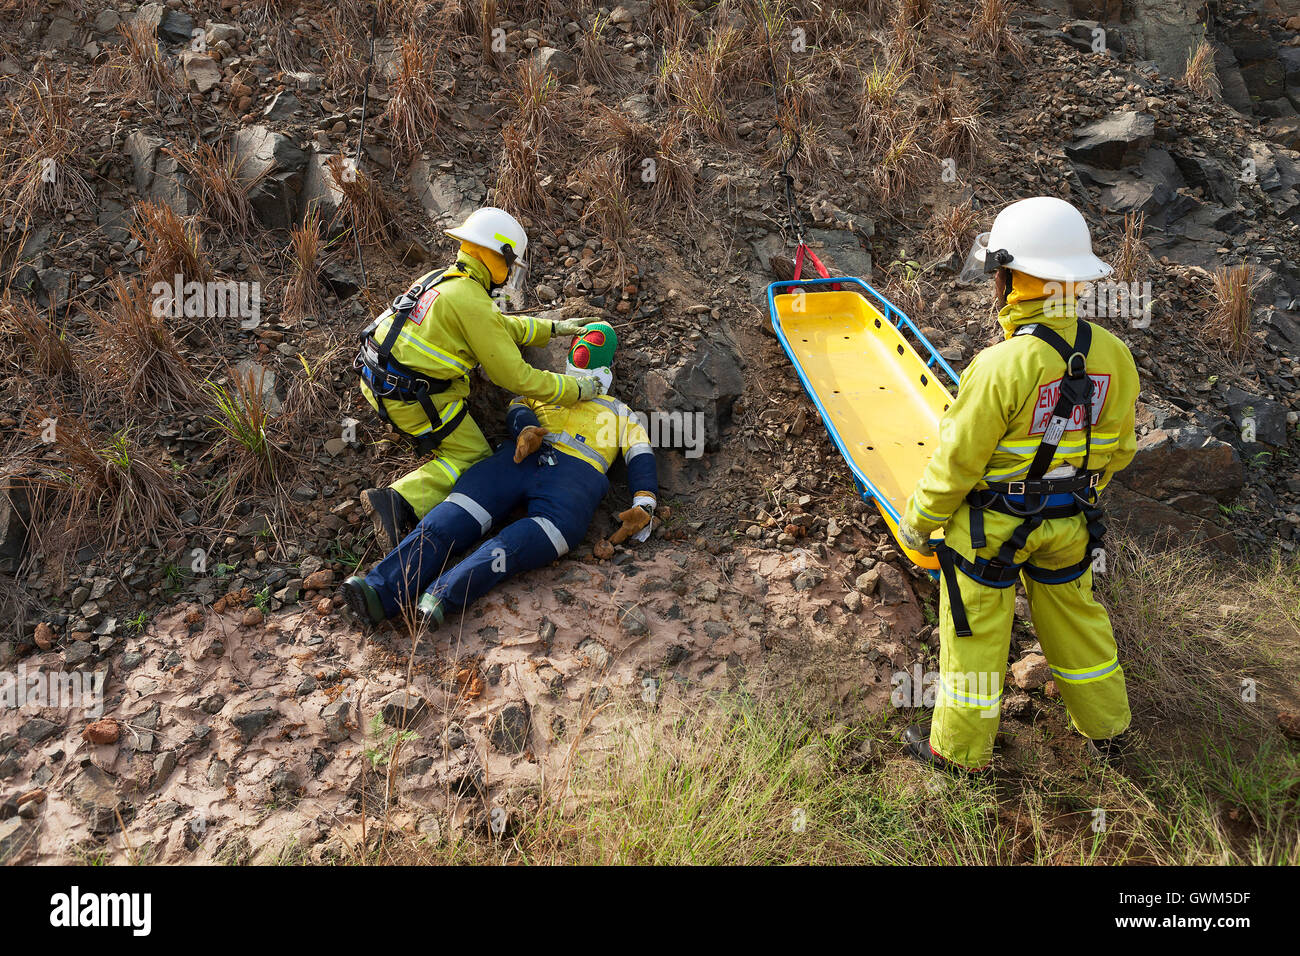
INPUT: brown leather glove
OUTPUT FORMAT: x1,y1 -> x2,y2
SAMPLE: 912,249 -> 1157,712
609,491 -> 657,545
513,425 -> 549,463
609,505 -> 652,544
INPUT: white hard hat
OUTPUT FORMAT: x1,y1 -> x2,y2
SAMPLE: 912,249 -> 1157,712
445,206 -> 529,265
978,196 -> 1112,282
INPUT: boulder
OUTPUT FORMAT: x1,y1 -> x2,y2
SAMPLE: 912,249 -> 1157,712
379,689 -> 428,728
231,126 -> 307,229
1064,111 -> 1155,169
1009,652 -> 1050,691
123,131 -> 198,214
409,158 -> 482,231
1222,388 -> 1290,446
0,476 -> 33,573
640,340 -> 744,449
1116,427 -> 1244,502
300,150 -> 347,232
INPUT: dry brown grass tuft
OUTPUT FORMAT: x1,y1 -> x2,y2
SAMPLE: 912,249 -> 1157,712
971,0 -> 1028,63
106,17 -> 181,106
1,292 -> 80,379
27,410 -> 184,553
480,0 -> 500,69
495,120 -> 548,217
926,77 -> 982,165
650,0 -> 690,40
95,275 -> 201,409
205,364 -> 284,491
327,153 -> 404,247
324,11 -> 370,91
578,12 -> 620,87
854,60 -> 909,151
869,124 -> 932,203
649,120 -> 696,216
578,153 -> 634,283
168,139 -> 263,236
0,67 -> 94,223
1207,264 -> 1258,359
656,42 -> 733,144
1181,38 -> 1220,100
283,207 -> 328,323
130,200 -> 214,292
1114,212 -> 1148,285
383,37 -> 442,166
929,199 -> 980,262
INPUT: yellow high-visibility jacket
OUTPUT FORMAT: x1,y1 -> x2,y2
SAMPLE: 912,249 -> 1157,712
507,393 -> 657,492
904,298 -> 1140,536
360,254 -> 582,416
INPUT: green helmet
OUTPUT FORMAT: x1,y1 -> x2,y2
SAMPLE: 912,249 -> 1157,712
567,321 -> 618,370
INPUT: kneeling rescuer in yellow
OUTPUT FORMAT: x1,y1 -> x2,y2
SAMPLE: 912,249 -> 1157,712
897,196 -> 1140,772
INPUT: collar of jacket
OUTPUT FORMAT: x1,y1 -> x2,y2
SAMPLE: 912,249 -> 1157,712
451,254 -> 493,291
997,297 -> 1079,340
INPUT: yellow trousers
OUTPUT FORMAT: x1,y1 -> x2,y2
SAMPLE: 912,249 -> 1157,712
361,383 -> 492,518
932,503 -> 1131,769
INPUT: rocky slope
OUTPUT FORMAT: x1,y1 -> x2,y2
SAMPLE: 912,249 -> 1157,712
1,0 -> 1298,862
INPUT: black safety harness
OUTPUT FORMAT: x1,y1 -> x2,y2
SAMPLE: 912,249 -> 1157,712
935,320 -> 1107,637
352,266 -> 471,454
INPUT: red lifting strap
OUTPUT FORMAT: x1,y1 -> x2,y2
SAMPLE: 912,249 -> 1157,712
792,241 -> 839,292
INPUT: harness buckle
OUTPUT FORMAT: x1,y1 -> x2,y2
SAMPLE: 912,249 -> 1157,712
1088,472 -> 1101,489
1006,481 -> 1026,496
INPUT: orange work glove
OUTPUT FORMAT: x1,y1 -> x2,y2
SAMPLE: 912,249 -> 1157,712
513,425 -> 549,463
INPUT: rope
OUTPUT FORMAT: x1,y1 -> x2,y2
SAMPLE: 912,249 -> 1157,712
352,9 -> 378,291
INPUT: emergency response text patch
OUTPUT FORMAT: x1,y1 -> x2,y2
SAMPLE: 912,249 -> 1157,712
1029,373 -> 1110,434
409,287 -> 440,325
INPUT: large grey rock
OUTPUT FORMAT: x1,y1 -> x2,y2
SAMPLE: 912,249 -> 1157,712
123,130 -> 198,214
1117,0 -> 1203,77
231,706 -> 277,741
641,340 -> 744,449
300,150 -> 347,232
231,126 -> 307,229
69,765 -> 133,834
1064,111 -> 1155,169
0,476 -> 32,573
379,689 -> 428,728
1222,388 -> 1290,447
1116,427 -> 1244,502
409,158 -> 482,231
0,817 -> 33,864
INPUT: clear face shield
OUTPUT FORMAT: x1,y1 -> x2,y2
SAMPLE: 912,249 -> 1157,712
957,231 -> 992,284
492,256 -> 529,312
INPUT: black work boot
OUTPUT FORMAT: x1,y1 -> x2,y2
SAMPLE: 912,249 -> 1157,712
1086,732 -> 1132,770
902,724 -> 978,776
340,575 -> 387,625
361,487 -> 417,553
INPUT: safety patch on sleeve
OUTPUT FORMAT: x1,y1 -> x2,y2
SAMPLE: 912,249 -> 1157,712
408,287 -> 440,326
1029,373 -> 1110,435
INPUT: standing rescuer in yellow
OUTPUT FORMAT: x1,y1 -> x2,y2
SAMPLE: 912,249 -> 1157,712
353,207 -> 601,551
895,196 -> 1141,773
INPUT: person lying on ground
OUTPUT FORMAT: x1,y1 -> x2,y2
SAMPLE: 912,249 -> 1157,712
340,322 -> 658,628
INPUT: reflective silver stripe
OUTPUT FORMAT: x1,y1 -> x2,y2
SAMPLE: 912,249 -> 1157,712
445,492 -> 491,533
531,515 -> 569,556
625,441 -> 653,461
590,397 -> 619,413
549,431 -> 609,472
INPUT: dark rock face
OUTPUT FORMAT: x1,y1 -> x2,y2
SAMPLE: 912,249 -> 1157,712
231,126 -> 307,229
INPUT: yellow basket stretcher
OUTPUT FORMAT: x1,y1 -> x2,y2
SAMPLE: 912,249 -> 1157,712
766,276 -> 960,573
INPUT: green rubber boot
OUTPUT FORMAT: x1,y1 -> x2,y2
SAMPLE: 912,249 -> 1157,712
417,593 -> 445,629
340,576 -> 386,624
